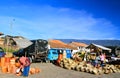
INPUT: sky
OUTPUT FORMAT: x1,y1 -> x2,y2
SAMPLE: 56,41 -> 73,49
0,0 -> 120,40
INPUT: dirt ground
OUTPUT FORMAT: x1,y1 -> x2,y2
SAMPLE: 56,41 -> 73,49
0,63 -> 120,78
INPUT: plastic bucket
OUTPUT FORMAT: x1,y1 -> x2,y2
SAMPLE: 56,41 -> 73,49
5,57 -> 11,63
1,57 -> 5,67
2,66 -> 8,73
10,58 -> 16,65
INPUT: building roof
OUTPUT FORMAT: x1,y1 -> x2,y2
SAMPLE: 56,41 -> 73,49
87,43 -> 111,51
13,37 -> 33,48
48,40 -> 77,50
0,32 -> 4,36
68,42 -> 88,47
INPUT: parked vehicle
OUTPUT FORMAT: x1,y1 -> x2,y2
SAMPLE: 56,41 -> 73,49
47,49 -> 63,61
13,49 -> 24,57
47,49 -> 58,61
26,39 -> 49,62
13,39 -> 48,62
0,47 -> 6,57
47,49 -> 72,62
66,49 -> 72,58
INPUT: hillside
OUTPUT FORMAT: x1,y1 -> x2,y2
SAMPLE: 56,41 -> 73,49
57,39 -> 120,46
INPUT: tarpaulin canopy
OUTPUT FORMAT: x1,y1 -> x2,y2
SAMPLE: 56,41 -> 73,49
13,38 -> 33,48
87,43 -> 111,52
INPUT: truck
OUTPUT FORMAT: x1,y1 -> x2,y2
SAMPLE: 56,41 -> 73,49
13,39 -> 72,63
47,48 -> 63,62
65,49 -> 72,58
47,49 -> 59,61
26,39 -> 48,62
13,39 -> 49,62
47,49 -> 72,62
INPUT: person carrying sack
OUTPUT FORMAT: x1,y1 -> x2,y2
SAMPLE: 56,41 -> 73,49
19,56 -> 31,77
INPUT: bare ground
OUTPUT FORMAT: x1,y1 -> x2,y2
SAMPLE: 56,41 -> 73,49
0,63 -> 120,78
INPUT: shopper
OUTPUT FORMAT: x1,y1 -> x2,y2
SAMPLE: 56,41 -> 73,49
100,53 -> 106,67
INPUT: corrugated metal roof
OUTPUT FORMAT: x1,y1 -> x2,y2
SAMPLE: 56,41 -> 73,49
13,38 -> 33,48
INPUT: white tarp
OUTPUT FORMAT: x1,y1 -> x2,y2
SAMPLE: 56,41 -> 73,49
87,43 -> 111,52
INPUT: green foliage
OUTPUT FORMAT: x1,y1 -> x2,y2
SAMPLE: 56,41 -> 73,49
1,46 -> 18,53
75,51 -> 85,58
79,54 -> 84,58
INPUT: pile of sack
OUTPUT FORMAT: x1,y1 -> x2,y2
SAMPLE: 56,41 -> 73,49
59,58 -> 120,75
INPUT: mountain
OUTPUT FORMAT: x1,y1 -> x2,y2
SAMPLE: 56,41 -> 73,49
57,39 -> 120,46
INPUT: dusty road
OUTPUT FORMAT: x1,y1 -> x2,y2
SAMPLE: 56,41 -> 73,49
0,63 -> 120,78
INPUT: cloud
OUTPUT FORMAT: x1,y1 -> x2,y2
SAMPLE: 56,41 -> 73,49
0,5 -> 118,39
